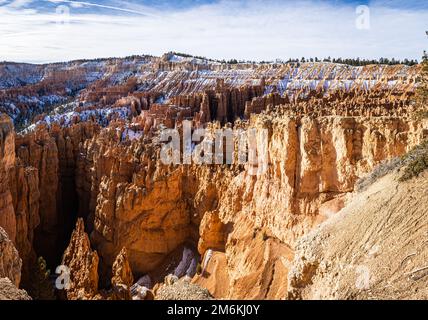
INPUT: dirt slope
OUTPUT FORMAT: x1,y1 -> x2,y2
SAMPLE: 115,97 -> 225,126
288,170 -> 428,300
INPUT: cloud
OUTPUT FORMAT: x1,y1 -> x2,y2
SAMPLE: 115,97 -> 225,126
0,0 -> 427,63
7,0 -> 33,8
46,0 -> 161,17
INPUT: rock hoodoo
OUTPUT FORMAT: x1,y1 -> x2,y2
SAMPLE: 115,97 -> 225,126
0,54 -> 426,300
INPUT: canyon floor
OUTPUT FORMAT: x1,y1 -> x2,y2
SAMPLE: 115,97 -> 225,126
0,53 -> 427,300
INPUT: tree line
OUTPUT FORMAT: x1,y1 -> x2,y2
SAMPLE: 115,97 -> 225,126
222,56 -> 418,66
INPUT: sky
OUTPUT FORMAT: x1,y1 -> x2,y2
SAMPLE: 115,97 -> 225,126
0,0 -> 427,63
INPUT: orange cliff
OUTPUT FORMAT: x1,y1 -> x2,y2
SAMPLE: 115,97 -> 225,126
0,58 -> 426,300
2,91 -> 427,300
62,101 -> 427,299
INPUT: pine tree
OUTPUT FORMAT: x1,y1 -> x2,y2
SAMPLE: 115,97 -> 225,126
417,51 -> 428,106
413,50 -> 428,120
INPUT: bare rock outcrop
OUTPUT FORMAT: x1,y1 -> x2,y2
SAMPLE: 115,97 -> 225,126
0,114 -> 16,243
10,165 -> 40,286
67,98 -> 427,299
61,218 -> 99,300
61,219 -> 139,300
0,216 -> 31,300
0,114 -> 41,287
0,226 -> 22,287
10,120 -> 99,271
110,247 -> 134,300
1,58 -> 426,300
72,111 -> 424,299
0,278 -> 32,300
15,124 -> 59,264
77,130 -> 190,275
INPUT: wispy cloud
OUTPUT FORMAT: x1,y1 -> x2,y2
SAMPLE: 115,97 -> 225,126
46,0 -> 161,17
0,0 -> 427,63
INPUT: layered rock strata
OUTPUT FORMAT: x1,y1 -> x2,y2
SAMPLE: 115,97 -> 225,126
0,58 -> 426,300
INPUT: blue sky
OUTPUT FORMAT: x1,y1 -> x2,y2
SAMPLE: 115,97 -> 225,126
0,0 -> 427,63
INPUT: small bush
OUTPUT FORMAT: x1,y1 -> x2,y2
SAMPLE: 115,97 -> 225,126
399,140 -> 428,182
355,157 -> 403,192
355,141 -> 428,188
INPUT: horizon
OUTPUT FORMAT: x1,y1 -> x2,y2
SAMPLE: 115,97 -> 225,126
0,51 -> 422,66
0,0 -> 427,64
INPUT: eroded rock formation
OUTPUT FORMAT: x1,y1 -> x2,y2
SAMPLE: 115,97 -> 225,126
61,106 -> 425,299
0,226 -> 22,287
0,115 -> 16,243
110,248 -> 134,300
61,218 -> 99,300
0,55 -> 426,300
0,278 -> 32,300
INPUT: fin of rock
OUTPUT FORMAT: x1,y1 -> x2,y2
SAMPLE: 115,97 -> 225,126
61,218 -> 99,300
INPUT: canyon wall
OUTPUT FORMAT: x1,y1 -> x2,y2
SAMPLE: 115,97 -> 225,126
0,114 -> 16,242
66,107 -> 426,298
0,225 -> 31,300
0,226 -> 22,287
0,57 -> 426,300
3,103 -> 427,299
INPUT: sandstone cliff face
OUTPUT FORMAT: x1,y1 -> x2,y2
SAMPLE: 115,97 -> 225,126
10,121 -> 99,270
188,112 -> 425,298
0,114 -> 42,288
61,218 -> 99,300
0,226 -> 22,287
10,165 -> 40,285
110,247 -> 134,300
0,278 -> 32,300
68,106 -> 426,299
0,115 -> 16,243
0,57 -> 425,300
0,203 -> 31,299
15,124 -> 59,264
60,219 -> 143,300
86,136 -> 189,275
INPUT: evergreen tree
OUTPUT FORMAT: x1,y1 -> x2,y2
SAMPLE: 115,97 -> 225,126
417,51 -> 428,108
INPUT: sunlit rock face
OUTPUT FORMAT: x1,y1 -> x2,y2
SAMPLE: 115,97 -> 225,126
61,218 -> 100,300
0,226 -> 22,288
0,115 -> 16,244
0,55 -> 419,130
0,54 -> 426,299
